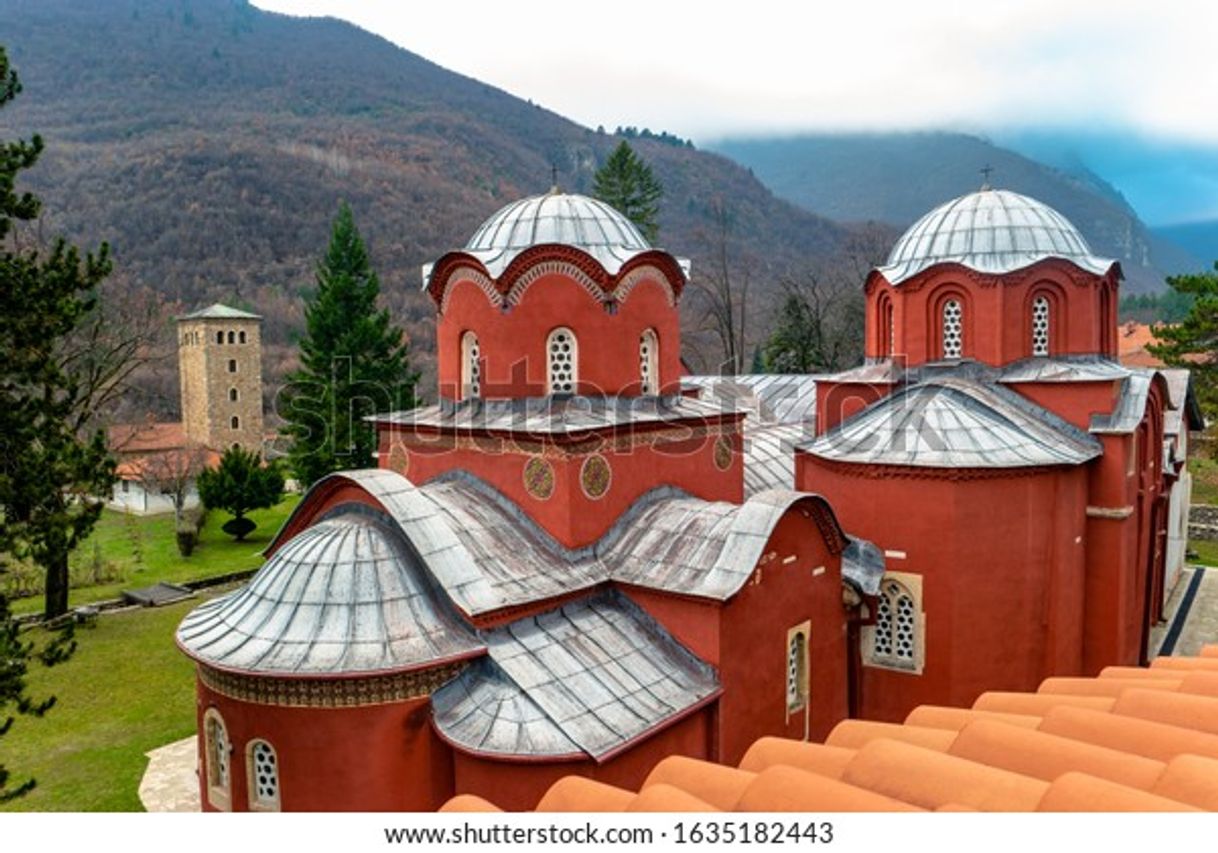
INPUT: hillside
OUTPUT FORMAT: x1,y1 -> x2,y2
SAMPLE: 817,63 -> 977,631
1153,221 -> 1218,271
0,0 -> 865,406
711,132 -> 1181,294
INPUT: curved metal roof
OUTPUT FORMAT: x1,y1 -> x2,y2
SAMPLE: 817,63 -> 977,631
460,189 -> 651,278
176,512 -> 482,676
799,375 -> 1102,469
876,189 -> 1114,285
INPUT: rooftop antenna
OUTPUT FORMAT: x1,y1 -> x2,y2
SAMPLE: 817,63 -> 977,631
980,164 -> 995,190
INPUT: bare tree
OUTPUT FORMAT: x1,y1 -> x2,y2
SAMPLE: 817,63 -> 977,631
688,198 -> 754,374
132,443 -> 212,523
763,273 -> 865,374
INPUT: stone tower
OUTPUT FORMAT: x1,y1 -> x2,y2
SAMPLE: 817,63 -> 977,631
177,304 -> 264,455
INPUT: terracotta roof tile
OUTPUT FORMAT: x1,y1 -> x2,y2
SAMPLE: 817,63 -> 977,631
1149,655 -> 1218,672
737,738 -> 856,778
641,757 -> 754,811
625,784 -> 718,812
1150,755 -> 1218,810
1201,644 -> 1218,658
1111,688 -> 1218,735
734,765 -> 921,812
825,720 -> 955,752
1098,665 -> 1188,680
904,705 -> 1042,731
1038,706 -> 1218,763
1179,672 -> 1218,698
947,719 -> 1166,789
535,777 -> 635,812
839,739 -> 1050,811
438,794 -> 503,812
1037,772 -> 1200,812
1037,676 -> 1183,697
972,691 -> 1115,715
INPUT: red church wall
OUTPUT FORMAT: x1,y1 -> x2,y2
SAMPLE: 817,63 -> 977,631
437,273 -> 681,400
716,509 -> 849,764
814,381 -> 893,436
1003,381 -> 1121,432
378,421 -> 744,548
864,262 -> 1118,367
795,455 -> 1088,722
623,588 -> 722,666
195,681 -> 452,812
448,706 -> 712,811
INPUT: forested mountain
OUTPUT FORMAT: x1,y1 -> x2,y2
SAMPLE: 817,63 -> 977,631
0,0 -> 870,409
712,133 -> 1196,294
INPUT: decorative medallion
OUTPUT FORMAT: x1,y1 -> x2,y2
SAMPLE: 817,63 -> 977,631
523,456 -> 555,500
713,436 -> 734,471
580,454 -> 612,500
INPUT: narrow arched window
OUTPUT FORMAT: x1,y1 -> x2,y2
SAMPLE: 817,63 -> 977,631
639,329 -> 659,394
228,359 -> 237,373
203,709 -> 232,811
227,330 -> 235,344
229,387 -> 238,402
786,628 -> 809,711
872,578 -> 919,669
230,415 -> 240,430
246,739 -> 281,812
941,299 -> 963,359
546,327 -> 578,394
460,331 -> 481,400
1031,295 -> 1051,356
238,330 -> 246,344
216,330 -> 224,345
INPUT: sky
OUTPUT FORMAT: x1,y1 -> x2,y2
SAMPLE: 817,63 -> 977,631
251,1 -> 1218,224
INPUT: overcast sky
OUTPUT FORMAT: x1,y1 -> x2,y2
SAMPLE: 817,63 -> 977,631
251,1 -> 1218,145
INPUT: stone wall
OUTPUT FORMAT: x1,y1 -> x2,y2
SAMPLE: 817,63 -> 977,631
1188,504 -> 1218,541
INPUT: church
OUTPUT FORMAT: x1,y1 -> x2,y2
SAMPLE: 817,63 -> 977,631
175,184 -> 1197,811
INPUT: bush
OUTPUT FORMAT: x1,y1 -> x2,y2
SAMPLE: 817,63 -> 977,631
221,517 -> 257,541
175,524 -> 198,557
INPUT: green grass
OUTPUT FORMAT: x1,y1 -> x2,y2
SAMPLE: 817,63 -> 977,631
1190,457 -> 1218,507
8,496 -> 299,616
0,595 -> 219,811
1190,540 -> 1218,567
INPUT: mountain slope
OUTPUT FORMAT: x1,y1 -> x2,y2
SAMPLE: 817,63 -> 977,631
1153,222 -> 1218,271
0,0 -> 861,393
711,132 -> 1177,294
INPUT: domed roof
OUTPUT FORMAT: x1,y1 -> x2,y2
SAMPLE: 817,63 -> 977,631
458,189 -> 652,278
876,189 -> 1114,285
176,511 -> 482,676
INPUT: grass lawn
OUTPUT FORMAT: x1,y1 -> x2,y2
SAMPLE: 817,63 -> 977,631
0,595 -> 217,811
1190,457 -> 1218,506
1190,540 -> 1218,567
8,495 -> 299,616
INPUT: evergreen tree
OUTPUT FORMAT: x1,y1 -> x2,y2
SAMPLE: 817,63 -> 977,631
283,203 -> 419,486
197,446 -> 284,541
593,141 -> 663,243
0,47 -> 115,621
762,280 -> 865,374
1148,262 -> 1218,418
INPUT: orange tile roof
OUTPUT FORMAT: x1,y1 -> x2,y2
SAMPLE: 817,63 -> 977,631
108,421 -> 188,453
442,650 -> 1218,813
1118,322 -> 1165,368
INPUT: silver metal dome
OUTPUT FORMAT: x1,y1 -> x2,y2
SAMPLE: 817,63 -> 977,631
461,189 -> 651,278
176,512 -> 482,676
876,189 -> 1114,285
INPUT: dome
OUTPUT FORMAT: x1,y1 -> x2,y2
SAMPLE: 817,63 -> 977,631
459,189 -> 652,278
176,511 -> 481,676
876,189 -> 1114,285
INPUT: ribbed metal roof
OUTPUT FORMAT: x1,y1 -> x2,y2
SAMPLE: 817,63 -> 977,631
457,190 -> 651,279
741,423 -> 806,497
998,356 -> 1131,384
1090,371 -> 1156,435
268,470 -> 844,615
876,189 -> 1114,286
683,374 -> 818,425
177,303 -> 261,321
432,591 -> 719,762
800,375 -> 1102,469
841,537 -> 886,597
176,512 -> 483,676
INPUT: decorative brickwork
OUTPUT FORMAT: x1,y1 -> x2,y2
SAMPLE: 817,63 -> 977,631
198,662 -> 466,708
580,454 -> 612,499
523,456 -> 556,500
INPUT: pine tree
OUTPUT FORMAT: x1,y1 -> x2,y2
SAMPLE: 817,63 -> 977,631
1148,262 -> 1218,418
593,140 -> 663,243
0,47 -> 115,621
283,203 -> 419,487
197,446 -> 284,541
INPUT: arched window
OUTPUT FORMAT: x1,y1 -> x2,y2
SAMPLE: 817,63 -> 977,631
877,294 -> 895,357
238,330 -> 246,344
1031,295 -> 1051,356
246,739 -> 281,812
227,331 -> 235,344
871,577 -> 921,670
228,359 -> 237,373
230,415 -> 240,430
546,327 -> 578,394
229,387 -> 238,402
203,709 -> 232,811
941,299 -> 963,359
460,331 -> 481,400
639,329 -> 659,394
786,626 -> 809,712
216,330 -> 224,345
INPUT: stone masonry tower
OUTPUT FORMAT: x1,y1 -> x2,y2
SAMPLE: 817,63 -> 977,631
177,304 -> 264,455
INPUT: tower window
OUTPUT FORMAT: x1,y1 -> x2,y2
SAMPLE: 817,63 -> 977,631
941,299 -> 963,359
227,331 -> 235,344
460,331 -> 481,400
786,624 -> 810,712
238,330 -> 246,344
231,416 -> 240,430
203,709 -> 232,811
247,739 -> 281,812
228,359 -> 237,373
639,329 -> 659,394
229,387 -> 238,402
1031,295 -> 1050,356
216,331 -> 224,345
868,576 -> 923,672
546,327 -> 578,394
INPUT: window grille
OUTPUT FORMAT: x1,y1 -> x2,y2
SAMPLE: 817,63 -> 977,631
786,630 -> 808,710
872,579 -> 918,668
248,740 -> 280,811
460,332 -> 481,399
639,329 -> 658,394
547,328 -> 577,394
1031,296 -> 1050,356
942,299 -> 963,359
204,710 -> 231,809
